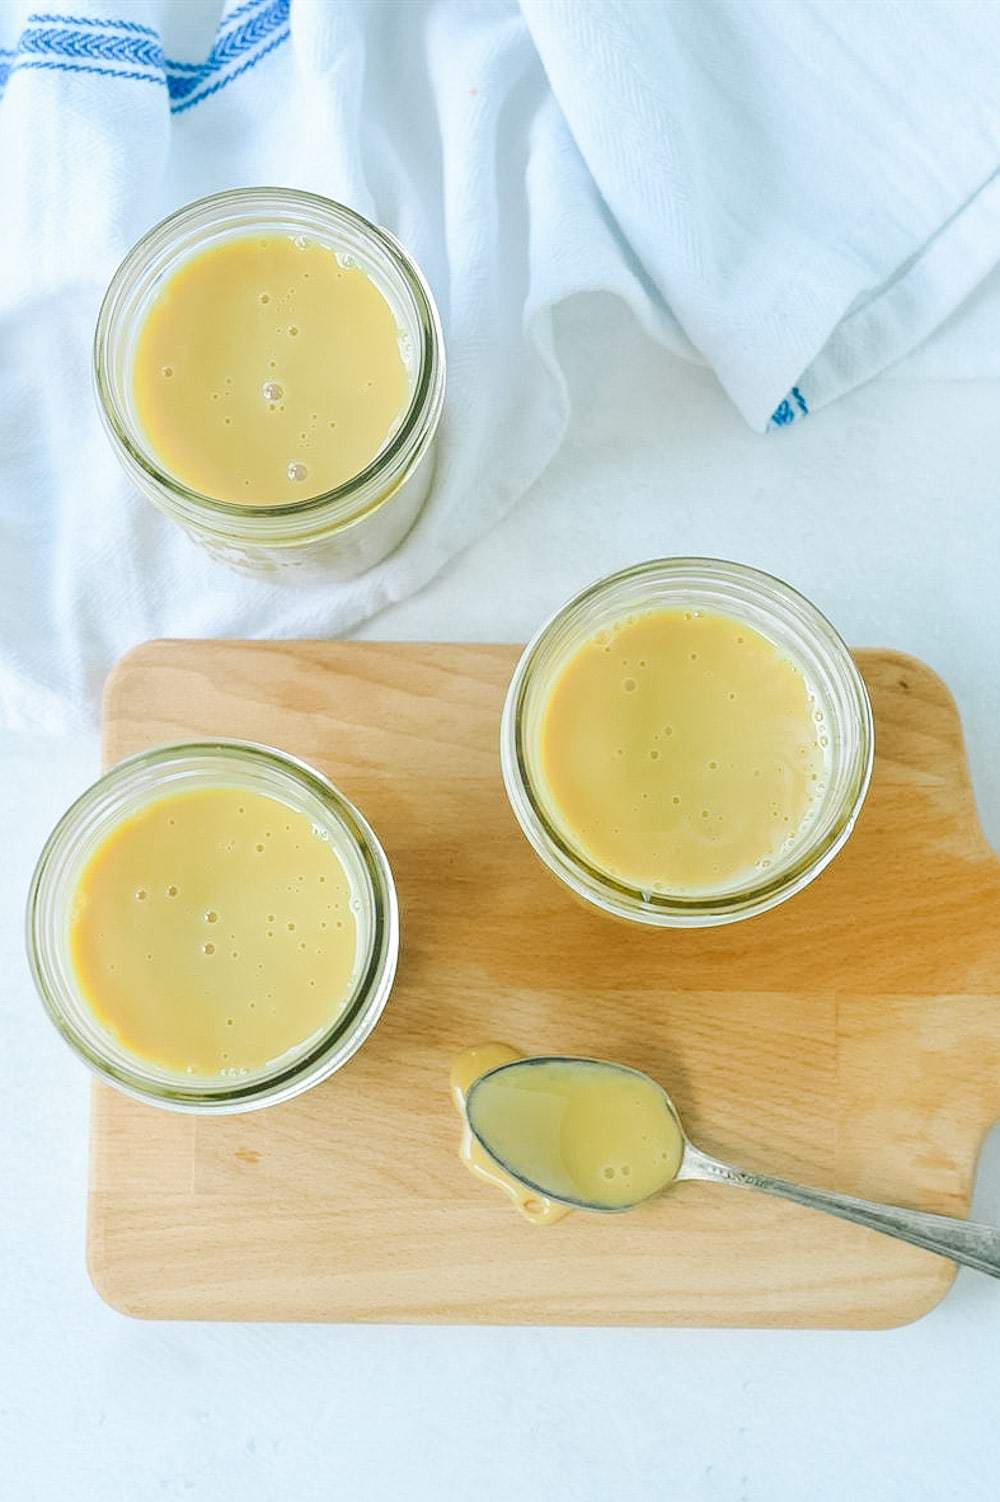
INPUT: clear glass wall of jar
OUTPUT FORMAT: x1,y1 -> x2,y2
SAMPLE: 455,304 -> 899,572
94,189 -> 445,583
26,741 -> 399,1112
501,558 -> 874,928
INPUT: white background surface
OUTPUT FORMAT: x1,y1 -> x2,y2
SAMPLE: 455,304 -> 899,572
4,297 -> 1000,1498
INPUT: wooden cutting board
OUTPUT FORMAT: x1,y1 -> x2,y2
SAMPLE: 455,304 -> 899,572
87,640 -> 1000,1326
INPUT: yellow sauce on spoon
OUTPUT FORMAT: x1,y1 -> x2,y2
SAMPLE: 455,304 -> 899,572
453,1047 -> 686,1220
466,1055 -> 685,1210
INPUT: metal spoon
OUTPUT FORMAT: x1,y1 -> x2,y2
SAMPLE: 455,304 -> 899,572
465,1056 -> 1000,1278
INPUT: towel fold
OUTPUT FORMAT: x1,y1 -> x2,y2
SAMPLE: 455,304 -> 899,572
1,0 -> 998,730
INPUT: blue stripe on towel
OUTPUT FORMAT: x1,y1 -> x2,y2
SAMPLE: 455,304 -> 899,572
0,0 -> 289,110
770,386 -> 810,428
17,23 -> 165,69
167,0 -> 290,111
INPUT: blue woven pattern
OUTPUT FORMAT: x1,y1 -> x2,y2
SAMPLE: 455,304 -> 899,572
17,24 -> 164,69
168,0 -> 290,110
0,0 -> 290,111
770,387 -> 810,428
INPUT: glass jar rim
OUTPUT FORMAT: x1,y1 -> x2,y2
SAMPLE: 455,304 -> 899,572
500,557 -> 875,928
93,186 -> 445,532
25,739 -> 399,1111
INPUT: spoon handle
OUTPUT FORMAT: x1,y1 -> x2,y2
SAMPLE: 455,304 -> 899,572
679,1144 -> 1000,1278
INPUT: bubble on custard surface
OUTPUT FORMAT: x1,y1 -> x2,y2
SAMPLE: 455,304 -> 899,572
262,380 -> 283,402
287,461 -> 308,483
161,366 -> 174,379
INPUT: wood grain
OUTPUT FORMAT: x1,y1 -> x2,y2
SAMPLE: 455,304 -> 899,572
87,641 -> 1000,1325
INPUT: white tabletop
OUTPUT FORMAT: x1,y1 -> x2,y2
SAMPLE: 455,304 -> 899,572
4,297 -> 1000,1499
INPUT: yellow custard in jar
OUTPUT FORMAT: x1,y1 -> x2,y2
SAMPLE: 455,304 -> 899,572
538,608 -> 823,895
69,785 -> 360,1077
132,233 -> 410,506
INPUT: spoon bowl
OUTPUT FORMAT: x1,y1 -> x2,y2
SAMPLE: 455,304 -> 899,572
465,1055 -> 1000,1278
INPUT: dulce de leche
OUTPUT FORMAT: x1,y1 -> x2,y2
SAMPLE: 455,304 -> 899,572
538,608 -> 823,895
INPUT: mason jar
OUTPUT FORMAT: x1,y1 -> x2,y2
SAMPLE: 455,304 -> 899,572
500,558 -> 874,928
94,188 -> 445,582
26,741 -> 398,1111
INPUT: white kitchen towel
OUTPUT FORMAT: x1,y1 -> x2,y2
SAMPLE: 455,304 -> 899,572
1,0 -> 999,730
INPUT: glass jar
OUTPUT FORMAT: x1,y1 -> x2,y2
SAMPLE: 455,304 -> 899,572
94,188 -> 445,582
26,742 -> 398,1112
500,558 -> 874,928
